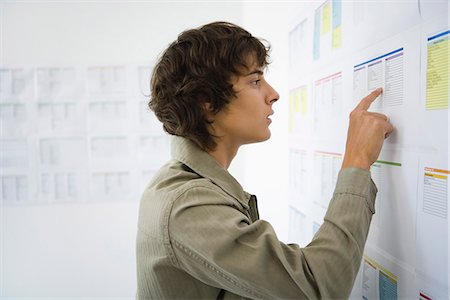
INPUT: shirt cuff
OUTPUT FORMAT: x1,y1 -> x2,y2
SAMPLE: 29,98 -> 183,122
333,167 -> 377,214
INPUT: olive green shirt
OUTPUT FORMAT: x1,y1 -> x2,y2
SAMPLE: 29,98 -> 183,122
136,136 -> 377,299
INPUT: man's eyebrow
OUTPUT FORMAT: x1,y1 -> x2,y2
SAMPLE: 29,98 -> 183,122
244,69 -> 264,76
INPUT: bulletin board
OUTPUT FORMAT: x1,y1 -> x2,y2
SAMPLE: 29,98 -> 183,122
287,1 -> 449,299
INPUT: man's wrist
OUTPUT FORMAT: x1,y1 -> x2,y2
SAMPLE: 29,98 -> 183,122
341,157 -> 371,170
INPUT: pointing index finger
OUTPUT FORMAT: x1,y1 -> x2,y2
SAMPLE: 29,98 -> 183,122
357,88 -> 383,111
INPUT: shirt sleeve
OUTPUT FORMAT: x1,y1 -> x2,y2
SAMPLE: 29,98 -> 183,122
167,167 -> 377,299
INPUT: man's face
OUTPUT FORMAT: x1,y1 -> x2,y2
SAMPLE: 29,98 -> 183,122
209,59 -> 279,148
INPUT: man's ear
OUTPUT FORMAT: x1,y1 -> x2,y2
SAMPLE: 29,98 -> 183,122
203,102 -> 213,112
202,101 -> 215,122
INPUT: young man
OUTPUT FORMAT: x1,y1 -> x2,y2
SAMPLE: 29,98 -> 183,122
136,22 -> 393,299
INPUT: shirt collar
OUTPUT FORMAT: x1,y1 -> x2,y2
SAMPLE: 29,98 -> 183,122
171,136 -> 251,208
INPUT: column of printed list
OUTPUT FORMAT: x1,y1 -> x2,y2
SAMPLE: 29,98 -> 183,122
1,139 -> 30,204
354,48 -> 404,110
426,30 -> 449,110
288,206 -> 306,245
362,256 -> 398,300
384,51 -> 404,106
289,149 -> 308,202
415,164 -> 448,298
367,60 -> 383,92
313,151 -> 341,209
423,168 -> 448,218
353,66 -> 366,102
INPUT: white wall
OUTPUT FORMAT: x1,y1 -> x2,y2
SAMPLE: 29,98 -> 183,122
1,2 -> 246,298
238,1 -> 316,242
280,1 -> 449,299
2,1 -> 244,65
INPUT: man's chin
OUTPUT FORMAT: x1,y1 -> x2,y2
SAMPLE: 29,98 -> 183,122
246,133 -> 272,145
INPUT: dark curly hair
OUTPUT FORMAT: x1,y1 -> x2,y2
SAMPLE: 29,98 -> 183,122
148,21 -> 270,151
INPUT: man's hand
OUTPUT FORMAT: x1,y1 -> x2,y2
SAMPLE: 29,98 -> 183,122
341,88 -> 394,170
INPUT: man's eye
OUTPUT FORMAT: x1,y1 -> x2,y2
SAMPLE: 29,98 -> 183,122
252,80 -> 261,86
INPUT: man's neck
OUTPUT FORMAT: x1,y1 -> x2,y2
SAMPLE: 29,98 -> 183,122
207,140 -> 240,170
